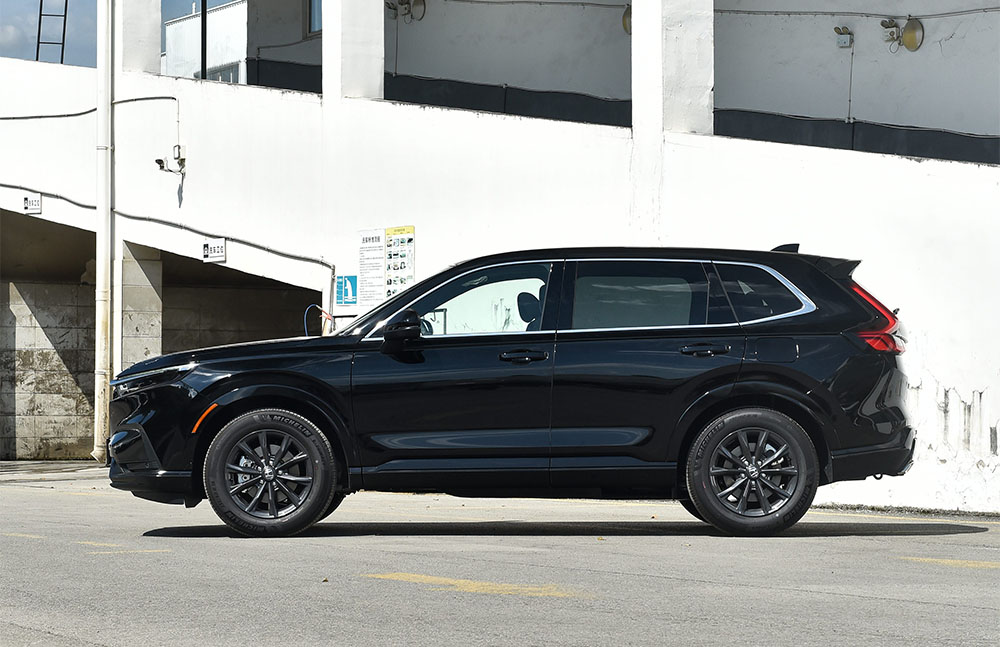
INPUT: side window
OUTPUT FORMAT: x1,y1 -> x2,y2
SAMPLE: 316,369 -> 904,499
409,263 -> 552,336
715,263 -> 804,323
569,261 -> 708,330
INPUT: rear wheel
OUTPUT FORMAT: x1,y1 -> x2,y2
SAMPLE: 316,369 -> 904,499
203,409 -> 336,537
685,408 -> 818,536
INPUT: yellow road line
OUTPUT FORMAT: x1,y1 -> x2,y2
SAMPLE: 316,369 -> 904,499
807,510 -> 1000,526
900,557 -> 1000,570
77,541 -> 123,548
362,572 -> 591,598
0,487 -> 115,497
2,532 -> 44,539
87,549 -> 172,555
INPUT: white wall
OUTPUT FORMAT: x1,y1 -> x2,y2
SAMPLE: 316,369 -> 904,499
715,0 -> 1000,135
385,0 -> 632,99
323,98 -> 633,307
110,70 -> 329,292
0,59 -> 96,232
662,132 -> 1000,512
163,0 -> 248,80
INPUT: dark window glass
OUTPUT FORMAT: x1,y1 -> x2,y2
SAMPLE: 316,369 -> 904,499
570,261 -> 708,330
715,264 -> 803,322
310,0 -> 322,33
408,263 -> 552,336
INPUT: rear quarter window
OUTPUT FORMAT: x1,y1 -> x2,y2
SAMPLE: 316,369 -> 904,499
716,263 -> 805,323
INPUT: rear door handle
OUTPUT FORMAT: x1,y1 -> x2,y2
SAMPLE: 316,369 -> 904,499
499,350 -> 550,364
680,343 -> 731,358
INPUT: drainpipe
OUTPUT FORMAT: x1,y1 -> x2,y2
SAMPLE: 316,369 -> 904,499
91,0 -> 113,462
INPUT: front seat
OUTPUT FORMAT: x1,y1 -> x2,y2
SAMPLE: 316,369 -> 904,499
517,292 -> 541,331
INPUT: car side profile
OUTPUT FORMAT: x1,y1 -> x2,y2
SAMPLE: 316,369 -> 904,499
107,246 -> 914,536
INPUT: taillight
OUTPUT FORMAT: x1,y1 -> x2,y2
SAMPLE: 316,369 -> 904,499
851,283 -> 905,354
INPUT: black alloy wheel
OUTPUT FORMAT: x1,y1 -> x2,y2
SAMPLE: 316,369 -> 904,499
686,408 -> 818,535
204,409 -> 337,537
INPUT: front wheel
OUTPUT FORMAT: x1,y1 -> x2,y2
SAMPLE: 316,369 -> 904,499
203,409 -> 337,537
685,408 -> 818,536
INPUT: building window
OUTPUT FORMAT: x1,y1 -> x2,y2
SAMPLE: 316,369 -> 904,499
195,62 -> 241,84
309,0 -> 322,34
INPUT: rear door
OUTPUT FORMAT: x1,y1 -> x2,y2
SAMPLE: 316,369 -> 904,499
549,259 -> 745,491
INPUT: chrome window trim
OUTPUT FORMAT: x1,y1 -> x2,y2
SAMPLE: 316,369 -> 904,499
363,256 -> 816,341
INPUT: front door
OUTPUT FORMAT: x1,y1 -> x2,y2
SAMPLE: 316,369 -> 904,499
352,261 -> 561,492
550,260 -> 745,492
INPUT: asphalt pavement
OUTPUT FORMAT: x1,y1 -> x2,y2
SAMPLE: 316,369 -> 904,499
1,461 -> 997,646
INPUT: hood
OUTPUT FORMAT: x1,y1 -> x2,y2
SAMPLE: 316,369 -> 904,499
114,335 -> 358,380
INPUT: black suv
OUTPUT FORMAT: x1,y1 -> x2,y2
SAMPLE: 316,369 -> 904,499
107,246 -> 914,536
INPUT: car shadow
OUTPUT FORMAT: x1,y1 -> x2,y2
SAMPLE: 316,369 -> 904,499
143,520 -> 989,539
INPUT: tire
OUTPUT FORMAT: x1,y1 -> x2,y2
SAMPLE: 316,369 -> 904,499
678,497 -> 706,522
685,408 -> 818,536
203,408 -> 337,537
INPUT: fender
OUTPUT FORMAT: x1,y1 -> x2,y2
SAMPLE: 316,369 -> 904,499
669,380 -> 843,484
191,375 -> 359,472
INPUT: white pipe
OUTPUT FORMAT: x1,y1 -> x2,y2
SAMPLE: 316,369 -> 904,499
91,0 -> 113,462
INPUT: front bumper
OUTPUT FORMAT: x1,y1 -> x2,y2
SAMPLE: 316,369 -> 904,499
830,427 -> 916,482
109,459 -> 196,505
107,419 -> 198,505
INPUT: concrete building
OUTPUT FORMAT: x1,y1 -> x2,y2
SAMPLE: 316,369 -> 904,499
0,1 -> 997,512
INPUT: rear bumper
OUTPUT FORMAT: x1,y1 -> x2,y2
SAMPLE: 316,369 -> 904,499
830,427 -> 916,482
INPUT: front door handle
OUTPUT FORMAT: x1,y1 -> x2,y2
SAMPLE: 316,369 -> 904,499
499,350 -> 550,364
680,343 -> 731,358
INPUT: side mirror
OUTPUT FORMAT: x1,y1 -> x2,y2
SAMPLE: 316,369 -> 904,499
382,309 -> 422,342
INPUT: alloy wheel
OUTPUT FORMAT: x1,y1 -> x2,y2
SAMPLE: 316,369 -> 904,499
709,427 -> 799,517
224,429 -> 315,519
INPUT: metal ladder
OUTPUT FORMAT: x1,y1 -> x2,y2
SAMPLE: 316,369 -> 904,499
35,0 -> 69,64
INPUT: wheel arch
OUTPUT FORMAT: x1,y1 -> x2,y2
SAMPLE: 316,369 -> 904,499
671,384 -> 837,490
189,381 -> 356,499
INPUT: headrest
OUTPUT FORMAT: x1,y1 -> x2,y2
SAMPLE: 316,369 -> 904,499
517,292 -> 541,324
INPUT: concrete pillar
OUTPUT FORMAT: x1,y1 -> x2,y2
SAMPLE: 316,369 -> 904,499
630,0 -> 714,238
322,0 -> 385,99
116,0 -> 162,75
118,242 -> 162,370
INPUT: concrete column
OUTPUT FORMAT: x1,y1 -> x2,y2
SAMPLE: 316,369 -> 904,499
322,0 -> 385,99
116,0 -> 162,75
630,0 -> 714,238
118,242 -> 162,370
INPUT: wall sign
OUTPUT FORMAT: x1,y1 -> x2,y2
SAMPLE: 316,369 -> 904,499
335,275 -> 359,305
358,226 -> 416,307
358,228 -> 385,306
384,225 -> 415,301
22,193 -> 41,215
202,237 -> 226,263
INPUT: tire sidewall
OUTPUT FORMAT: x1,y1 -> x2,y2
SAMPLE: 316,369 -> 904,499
686,408 -> 818,535
204,409 -> 336,537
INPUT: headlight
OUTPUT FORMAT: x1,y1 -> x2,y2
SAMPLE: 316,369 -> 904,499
111,363 -> 197,397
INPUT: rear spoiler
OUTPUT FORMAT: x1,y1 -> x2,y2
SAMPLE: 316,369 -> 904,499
770,244 -> 860,280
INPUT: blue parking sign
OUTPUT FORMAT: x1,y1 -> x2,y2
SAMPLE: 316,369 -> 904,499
336,275 -> 358,305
